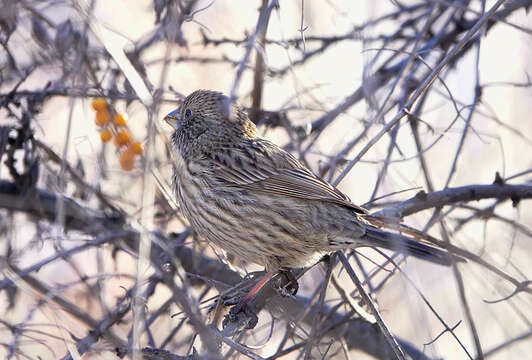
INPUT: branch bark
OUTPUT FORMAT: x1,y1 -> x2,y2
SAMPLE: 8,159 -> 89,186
374,183 -> 532,219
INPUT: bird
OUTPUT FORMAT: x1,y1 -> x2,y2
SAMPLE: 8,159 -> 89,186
165,89 -> 454,298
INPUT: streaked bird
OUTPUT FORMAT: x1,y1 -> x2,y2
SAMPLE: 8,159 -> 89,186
165,90 -> 455,300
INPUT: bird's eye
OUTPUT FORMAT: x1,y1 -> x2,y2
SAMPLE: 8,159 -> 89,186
184,109 -> 192,118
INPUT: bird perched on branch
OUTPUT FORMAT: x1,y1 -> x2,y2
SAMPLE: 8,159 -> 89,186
165,90 -> 455,302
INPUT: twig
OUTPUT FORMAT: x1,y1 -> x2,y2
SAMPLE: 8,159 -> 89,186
338,253 -> 406,360
332,0 -> 509,186
374,183 -> 532,219
249,0 -> 272,123
479,329 -> 532,359
303,256 -> 333,359
228,0 -> 279,105
0,180 -> 124,233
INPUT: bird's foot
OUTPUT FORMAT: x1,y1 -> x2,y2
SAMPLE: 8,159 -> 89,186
221,271 -> 275,330
221,295 -> 239,307
223,299 -> 258,330
275,269 -> 299,297
218,271 -> 266,307
221,270 -> 298,330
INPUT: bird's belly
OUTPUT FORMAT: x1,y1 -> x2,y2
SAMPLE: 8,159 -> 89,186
177,183 -> 328,269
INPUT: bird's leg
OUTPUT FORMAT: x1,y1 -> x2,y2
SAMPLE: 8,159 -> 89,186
233,271 -> 275,310
224,269 -> 299,329
224,270 -> 275,329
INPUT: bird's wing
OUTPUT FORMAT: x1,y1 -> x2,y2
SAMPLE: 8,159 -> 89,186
210,142 -> 368,214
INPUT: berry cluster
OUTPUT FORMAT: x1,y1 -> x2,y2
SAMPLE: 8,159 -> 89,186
91,98 -> 143,171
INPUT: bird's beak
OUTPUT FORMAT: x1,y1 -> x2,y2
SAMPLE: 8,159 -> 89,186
164,109 -> 180,129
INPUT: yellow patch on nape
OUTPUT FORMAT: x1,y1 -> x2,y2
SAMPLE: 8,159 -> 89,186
242,119 -> 258,137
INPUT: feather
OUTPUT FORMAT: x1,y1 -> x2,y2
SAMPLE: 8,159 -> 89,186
210,139 -> 368,214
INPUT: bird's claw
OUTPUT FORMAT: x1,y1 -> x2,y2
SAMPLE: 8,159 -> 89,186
281,282 -> 298,297
275,270 -> 299,297
223,302 -> 258,330
222,295 -> 240,307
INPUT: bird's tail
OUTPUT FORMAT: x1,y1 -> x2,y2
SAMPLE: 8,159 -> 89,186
361,226 -> 456,266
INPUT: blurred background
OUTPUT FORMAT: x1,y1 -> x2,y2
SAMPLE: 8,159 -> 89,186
0,0 -> 531,359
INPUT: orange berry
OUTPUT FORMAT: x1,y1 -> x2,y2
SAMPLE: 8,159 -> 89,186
95,110 -> 110,126
91,98 -> 107,111
119,150 -> 135,171
114,129 -> 132,146
99,128 -> 112,142
113,113 -> 127,126
129,141 -> 143,155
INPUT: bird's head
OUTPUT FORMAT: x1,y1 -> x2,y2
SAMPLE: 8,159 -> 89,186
164,90 -> 257,141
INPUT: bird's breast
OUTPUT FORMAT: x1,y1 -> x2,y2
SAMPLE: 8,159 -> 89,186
171,148 -> 188,173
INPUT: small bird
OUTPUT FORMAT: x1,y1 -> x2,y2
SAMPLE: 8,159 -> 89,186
165,90 -> 453,290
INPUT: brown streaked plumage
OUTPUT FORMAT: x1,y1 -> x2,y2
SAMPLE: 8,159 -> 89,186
166,90 -> 453,272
